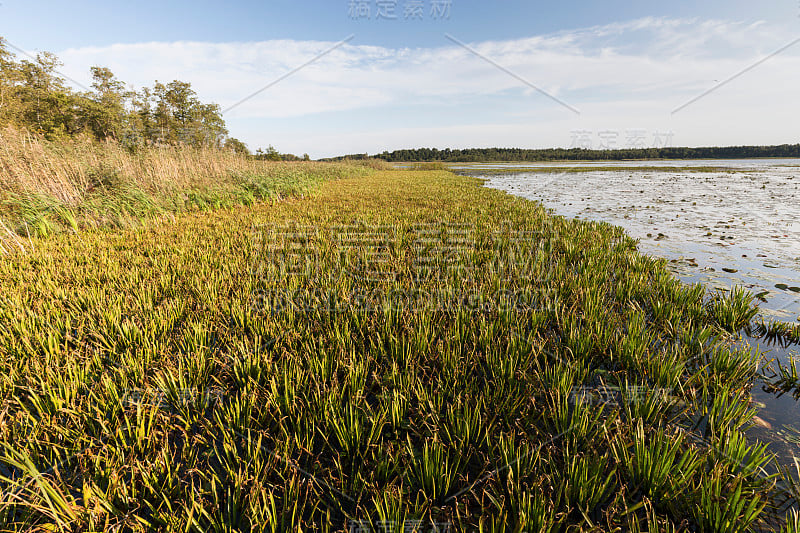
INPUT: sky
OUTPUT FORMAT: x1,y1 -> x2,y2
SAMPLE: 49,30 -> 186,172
1,0 -> 799,158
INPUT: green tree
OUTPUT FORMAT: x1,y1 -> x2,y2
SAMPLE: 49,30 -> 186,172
0,38 -> 23,126
81,66 -> 128,140
255,145 -> 282,161
0,34 -> 272,153
16,51 -> 77,138
150,81 -> 227,147
224,137 -> 249,155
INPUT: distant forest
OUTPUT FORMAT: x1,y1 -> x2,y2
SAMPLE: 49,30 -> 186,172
327,145 -> 800,163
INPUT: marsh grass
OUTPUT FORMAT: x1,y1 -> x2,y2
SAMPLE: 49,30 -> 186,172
753,319 -> 800,347
707,287 -> 760,334
765,357 -> 800,399
0,127 -> 369,240
0,169 -> 789,530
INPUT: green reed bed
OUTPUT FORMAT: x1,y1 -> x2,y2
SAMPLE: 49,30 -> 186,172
0,160 -> 363,242
0,129 -> 374,243
0,170 -> 792,531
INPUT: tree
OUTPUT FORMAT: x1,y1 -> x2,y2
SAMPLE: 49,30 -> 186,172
16,51 -> 76,138
255,146 -> 282,161
148,81 -> 228,147
82,66 -> 127,140
0,34 -> 280,154
224,137 -> 249,155
193,103 -> 228,147
0,38 -> 22,126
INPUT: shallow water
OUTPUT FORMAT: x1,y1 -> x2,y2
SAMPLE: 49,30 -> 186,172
452,158 -> 800,170
473,162 -> 800,322
466,160 -> 800,465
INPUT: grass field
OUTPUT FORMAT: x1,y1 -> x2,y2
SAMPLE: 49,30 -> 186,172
0,168 -> 796,531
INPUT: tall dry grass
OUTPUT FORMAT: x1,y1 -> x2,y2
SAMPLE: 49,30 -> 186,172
0,127 -> 367,240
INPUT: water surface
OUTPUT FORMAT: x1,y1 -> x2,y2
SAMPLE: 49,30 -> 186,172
469,161 -> 800,322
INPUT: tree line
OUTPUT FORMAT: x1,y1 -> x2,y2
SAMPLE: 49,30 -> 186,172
326,145 -> 800,162
0,37 -> 271,155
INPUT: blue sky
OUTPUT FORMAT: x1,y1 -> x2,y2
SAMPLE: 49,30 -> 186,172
2,0 -> 799,157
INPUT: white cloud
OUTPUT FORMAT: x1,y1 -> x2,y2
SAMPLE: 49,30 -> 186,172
49,17 -> 800,157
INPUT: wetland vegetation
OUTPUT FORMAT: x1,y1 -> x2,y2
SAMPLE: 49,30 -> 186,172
1,163 -> 799,531
0,127 -> 373,246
